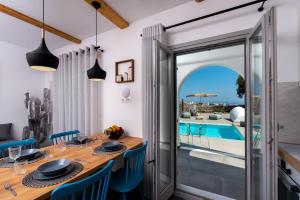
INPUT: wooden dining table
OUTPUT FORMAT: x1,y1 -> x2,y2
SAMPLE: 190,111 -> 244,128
0,134 -> 143,200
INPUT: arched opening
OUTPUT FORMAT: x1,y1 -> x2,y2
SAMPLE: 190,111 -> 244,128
179,65 -> 245,116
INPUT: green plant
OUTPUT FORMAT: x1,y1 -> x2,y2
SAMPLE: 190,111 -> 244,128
236,75 -> 245,98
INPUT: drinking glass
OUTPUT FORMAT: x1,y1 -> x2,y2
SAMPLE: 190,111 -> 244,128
57,140 -> 66,151
8,146 -> 21,162
84,140 -> 94,154
94,134 -> 102,144
46,145 -> 54,158
14,160 -> 28,175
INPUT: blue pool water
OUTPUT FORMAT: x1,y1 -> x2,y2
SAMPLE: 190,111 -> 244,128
179,123 -> 244,140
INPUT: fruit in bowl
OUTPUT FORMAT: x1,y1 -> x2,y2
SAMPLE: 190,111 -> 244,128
104,125 -> 124,139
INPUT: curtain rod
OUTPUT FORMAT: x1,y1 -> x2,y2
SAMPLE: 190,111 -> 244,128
140,0 -> 267,36
163,0 -> 267,31
62,46 -> 104,56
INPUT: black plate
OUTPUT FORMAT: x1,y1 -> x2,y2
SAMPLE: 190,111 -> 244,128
101,141 -> 120,150
68,137 -> 91,145
96,145 -> 123,152
33,164 -> 74,180
37,159 -> 71,176
107,144 -> 122,150
19,149 -> 40,160
19,151 -> 43,161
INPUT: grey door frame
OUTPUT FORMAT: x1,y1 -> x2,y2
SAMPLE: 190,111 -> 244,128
170,29 -> 251,54
170,29 -> 251,200
169,8 -> 277,199
153,40 -> 176,200
246,8 -> 277,200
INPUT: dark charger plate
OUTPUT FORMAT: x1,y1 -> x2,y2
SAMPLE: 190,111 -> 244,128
37,159 -> 71,176
33,164 -> 74,180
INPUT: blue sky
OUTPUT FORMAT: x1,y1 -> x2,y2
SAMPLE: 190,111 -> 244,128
179,66 -> 245,105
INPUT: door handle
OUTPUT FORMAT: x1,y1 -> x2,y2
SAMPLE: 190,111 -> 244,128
148,159 -> 155,164
283,168 -> 292,175
277,123 -> 284,132
268,138 -> 274,145
280,160 -> 292,175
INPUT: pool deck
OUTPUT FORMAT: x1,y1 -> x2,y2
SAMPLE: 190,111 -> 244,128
176,146 -> 245,200
175,113 -> 246,199
179,113 -> 245,162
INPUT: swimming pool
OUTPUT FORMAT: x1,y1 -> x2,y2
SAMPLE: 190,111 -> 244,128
179,122 -> 244,140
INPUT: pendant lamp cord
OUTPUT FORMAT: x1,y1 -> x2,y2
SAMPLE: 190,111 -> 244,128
42,0 -> 45,38
95,6 -> 98,47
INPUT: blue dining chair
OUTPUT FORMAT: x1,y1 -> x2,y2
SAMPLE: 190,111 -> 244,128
110,142 -> 147,200
51,160 -> 114,200
0,138 -> 37,157
49,130 -> 80,144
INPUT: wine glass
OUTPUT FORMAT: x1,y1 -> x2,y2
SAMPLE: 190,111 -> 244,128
8,146 -> 21,162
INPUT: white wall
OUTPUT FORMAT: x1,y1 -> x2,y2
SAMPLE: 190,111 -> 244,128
53,28 -> 144,137
277,1 -> 300,82
53,0 -> 300,138
278,82 -> 300,144
299,7 -> 300,84
0,41 -> 47,139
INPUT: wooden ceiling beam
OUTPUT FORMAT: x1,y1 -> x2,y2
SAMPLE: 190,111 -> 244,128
0,3 -> 81,44
84,0 -> 129,29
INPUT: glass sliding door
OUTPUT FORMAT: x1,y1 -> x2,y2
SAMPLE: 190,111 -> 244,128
153,40 -> 175,200
246,8 -> 277,200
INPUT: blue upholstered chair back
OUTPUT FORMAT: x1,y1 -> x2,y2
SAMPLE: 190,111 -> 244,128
123,142 -> 147,187
0,138 -> 37,157
49,130 -> 80,144
51,160 -> 114,200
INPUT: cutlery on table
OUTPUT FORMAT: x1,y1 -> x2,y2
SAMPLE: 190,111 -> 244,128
3,183 -> 17,196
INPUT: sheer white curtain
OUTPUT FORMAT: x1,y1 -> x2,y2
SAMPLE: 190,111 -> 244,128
53,46 -> 102,136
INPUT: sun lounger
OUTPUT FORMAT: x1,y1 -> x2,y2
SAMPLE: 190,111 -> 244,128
209,113 -> 222,120
182,112 -> 191,118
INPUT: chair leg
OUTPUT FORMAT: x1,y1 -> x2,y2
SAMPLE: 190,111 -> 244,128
138,183 -> 144,200
121,193 -> 126,200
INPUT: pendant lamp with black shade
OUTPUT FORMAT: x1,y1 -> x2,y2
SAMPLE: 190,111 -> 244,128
26,0 -> 59,72
87,1 -> 106,81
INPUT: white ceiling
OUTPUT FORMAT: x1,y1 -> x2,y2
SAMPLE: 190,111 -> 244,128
0,0 -> 191,50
